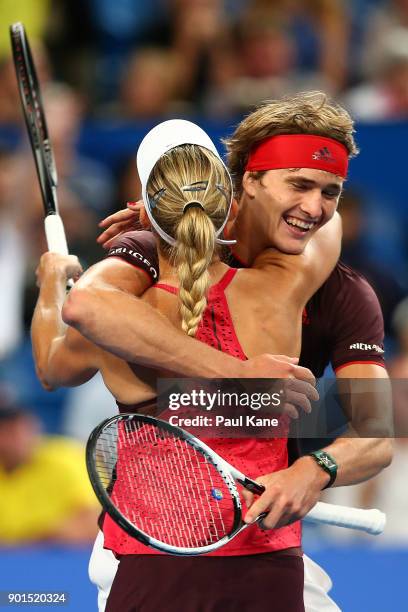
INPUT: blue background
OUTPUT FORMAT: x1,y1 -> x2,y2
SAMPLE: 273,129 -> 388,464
0,545 -> 407,611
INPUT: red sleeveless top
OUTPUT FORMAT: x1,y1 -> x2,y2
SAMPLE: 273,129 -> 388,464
103,268 -> 301,555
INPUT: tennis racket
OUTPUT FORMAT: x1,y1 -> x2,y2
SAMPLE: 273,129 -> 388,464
10,22 -> 70,258
86,413 -> 386,556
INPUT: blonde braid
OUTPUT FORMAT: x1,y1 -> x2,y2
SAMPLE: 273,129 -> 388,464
174,207 -> 215,336
146,144 -> 232,336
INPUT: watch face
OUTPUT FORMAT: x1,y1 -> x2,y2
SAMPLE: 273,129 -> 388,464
313,452 -> 337,489
318,453 -> 336,469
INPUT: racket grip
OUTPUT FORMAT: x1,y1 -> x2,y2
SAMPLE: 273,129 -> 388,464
44,214 -> 74,288
45,214 -> 69,255
304,501 -> 386,535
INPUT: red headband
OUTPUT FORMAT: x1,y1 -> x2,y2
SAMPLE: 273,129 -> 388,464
245,134 -> 349,178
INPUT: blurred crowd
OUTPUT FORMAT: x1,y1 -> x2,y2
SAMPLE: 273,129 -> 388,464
3,0 -> 408,122
0,0 -> 407,548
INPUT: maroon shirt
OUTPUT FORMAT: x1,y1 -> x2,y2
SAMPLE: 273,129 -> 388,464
107,231 -> 385,377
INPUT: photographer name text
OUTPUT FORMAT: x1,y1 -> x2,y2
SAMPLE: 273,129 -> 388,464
168,414 -> 280,428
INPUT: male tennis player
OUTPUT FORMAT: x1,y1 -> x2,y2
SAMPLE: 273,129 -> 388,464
63,92 -> 392,611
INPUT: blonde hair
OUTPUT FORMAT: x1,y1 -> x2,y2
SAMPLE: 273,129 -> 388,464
224,91 -> 359,195
147,144 -> 232,336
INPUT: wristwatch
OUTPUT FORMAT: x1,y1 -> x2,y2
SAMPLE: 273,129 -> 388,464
309,450 -> 338,489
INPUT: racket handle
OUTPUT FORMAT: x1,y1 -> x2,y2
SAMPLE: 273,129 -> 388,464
239,477 -> 265,495
45,213 -> 69,255
44,214 -> 74,288
304,501 -> 386,535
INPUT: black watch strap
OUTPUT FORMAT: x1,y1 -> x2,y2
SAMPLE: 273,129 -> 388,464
309,450 -> 338,489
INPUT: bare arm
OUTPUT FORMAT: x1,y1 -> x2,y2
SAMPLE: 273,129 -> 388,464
63,258 -> 315,383
320,363 -> 393,484
31,253 -> 100,390
300,211 -> 342,294
244,363 -> 393,527
62,257 -> 246,377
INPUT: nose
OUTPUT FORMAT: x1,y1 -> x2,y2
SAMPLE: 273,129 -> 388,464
299,191 -> 323,219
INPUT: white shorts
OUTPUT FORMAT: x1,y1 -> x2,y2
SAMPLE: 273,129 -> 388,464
88,531 -> 119,612
89,532 -> 341,612
303,553 -> 341,611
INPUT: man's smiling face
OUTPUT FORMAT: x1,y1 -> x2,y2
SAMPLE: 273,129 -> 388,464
242,167 -> 343,254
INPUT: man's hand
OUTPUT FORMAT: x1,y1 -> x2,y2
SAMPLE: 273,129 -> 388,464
97,201 -> 143,249
242,456 -> 329,529
36,252 -> 83,287
241,354 -> 318,419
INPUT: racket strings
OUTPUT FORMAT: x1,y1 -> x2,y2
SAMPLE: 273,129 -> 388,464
126,423 -> 229,548
95,420 -> 236,548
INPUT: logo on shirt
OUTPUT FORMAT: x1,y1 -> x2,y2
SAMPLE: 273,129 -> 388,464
108,247 -> 158,280
312,147 -> 335,163
349,342 -> 384,354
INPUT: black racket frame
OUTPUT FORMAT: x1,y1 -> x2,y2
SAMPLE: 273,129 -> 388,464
10,22 -> 58,216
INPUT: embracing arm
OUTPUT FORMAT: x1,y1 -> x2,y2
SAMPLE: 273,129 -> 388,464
63,250 -> 314,383
31,253 -> 100,390
62,257 -> 247,377
287,211 -> 342,299
301,211 -> 342,293
63,260 -> 315,380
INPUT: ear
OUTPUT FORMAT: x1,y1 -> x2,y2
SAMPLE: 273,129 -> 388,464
242,171 -> 258,198
139,206 -> 151,229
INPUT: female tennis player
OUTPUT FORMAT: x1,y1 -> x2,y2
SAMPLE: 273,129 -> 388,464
31,120 -> 341,611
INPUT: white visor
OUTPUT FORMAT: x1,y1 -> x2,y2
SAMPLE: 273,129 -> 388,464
136,119 -> 235,246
